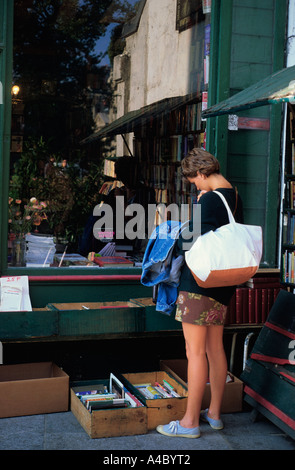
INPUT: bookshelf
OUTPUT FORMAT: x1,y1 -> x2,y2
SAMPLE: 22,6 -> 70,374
133,99 -> 205,209
96,88 -> 208,254
282,104 -> 295,285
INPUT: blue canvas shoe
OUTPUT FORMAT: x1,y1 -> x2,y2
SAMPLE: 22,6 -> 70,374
156,420 -> 200,438
200,409 -> 224,430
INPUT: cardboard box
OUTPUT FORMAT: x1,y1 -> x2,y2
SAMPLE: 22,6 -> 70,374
122,371 -> 188,430
0,362 -> 69,418
160,359 -> 243,413
70,376 -> 147,439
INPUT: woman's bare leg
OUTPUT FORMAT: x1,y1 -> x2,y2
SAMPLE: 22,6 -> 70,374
206,325 -> 227,419
179,323 -> 208,428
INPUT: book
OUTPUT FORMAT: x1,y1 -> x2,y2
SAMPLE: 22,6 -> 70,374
135,381 -> 180,400
53,253 -> 95,267
235,287 -> 247,324
93,256 -> 134,267
246,276 -> 281,288
261,288 -> 268,323
225,291 -> 236,325
248,288 -> 255,323
75,373 -> 144,411
254,289 -> 262,324
229,285 -> 280,325
0,276 -> 32,312
124,389 -> 144,407
266,288 -> 274,321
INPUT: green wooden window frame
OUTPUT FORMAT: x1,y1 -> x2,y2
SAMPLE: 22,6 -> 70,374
0,1 -> 14,275
207,0 -> 287,268
0,0 -> 288,275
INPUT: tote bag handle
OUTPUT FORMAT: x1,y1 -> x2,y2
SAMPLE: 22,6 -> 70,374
213,190 -> 236,225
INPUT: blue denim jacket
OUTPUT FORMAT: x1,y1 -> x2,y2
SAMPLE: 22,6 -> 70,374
141,221 -> 185,315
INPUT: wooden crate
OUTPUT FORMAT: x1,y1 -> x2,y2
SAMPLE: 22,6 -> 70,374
160,359 -> 243,413
122,371 -> 188,430
0,301 -> 145,341
130,298 -> 182,331
70,378 -> 147,439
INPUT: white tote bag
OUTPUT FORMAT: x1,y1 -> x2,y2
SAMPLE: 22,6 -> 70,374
185,191 -> 263,288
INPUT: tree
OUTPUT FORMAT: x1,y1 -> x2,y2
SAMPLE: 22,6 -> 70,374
13,0 -> 138,154
11,0 -> 138,242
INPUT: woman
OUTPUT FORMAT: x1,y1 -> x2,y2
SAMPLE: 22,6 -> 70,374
156,148 -> 243,438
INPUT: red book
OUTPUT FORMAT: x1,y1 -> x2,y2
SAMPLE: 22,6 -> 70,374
248,288 -> 255,323
242,287 -> 249,323
255,289 -> 262,324
235,287 -> 245,324
246,276 -> 281,289
261,288 -> 268,323
93,256 -> 134,267
266,288 -> 274,320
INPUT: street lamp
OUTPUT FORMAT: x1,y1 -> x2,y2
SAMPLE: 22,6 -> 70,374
12,85 -> 20,97
11,85 -> 20,104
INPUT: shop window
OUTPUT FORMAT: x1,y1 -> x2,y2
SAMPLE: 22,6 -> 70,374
7,0 -> 137,269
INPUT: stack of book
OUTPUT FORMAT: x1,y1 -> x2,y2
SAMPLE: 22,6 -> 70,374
53,253 -> 95,267
25,233 -> 56,267
226,275 -> 281,325
134,379 -> 181,399
74,373 -> 144,413
282,249 -> 295,283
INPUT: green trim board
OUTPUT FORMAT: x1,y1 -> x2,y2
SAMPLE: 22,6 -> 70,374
203,65 -> 295,118
0,1 -> 13,275
207,0 -> 287,267
206,0 -> 233,168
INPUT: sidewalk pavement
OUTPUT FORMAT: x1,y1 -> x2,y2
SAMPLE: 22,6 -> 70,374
0,409 -> 294,453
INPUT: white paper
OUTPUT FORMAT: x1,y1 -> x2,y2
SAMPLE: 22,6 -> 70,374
0,276 -> 32,311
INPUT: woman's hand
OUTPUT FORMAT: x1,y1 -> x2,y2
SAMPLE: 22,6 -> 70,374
197,190 -> 208,201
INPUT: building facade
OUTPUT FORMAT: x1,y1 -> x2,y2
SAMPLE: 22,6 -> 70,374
0,0 -> 290,345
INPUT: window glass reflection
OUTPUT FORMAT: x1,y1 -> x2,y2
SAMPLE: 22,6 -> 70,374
9,0 -> 137,267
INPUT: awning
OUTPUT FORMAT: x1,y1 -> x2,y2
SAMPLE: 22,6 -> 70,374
202,65 -> 295,118
81,92 -> 199,144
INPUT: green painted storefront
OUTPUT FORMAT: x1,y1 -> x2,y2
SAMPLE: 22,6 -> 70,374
0,1 -> 288,375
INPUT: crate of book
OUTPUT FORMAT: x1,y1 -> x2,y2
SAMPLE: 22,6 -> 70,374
0,362 -> 69,418
70,373 -> 147,438
160,359 -> 243,413
47,301 -> 145,337
122,371 -> 188,430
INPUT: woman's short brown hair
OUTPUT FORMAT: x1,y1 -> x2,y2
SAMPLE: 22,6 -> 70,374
181,148 -> 220,179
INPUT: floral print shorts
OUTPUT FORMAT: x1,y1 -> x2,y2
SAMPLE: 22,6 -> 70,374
175,291 -> 227,326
